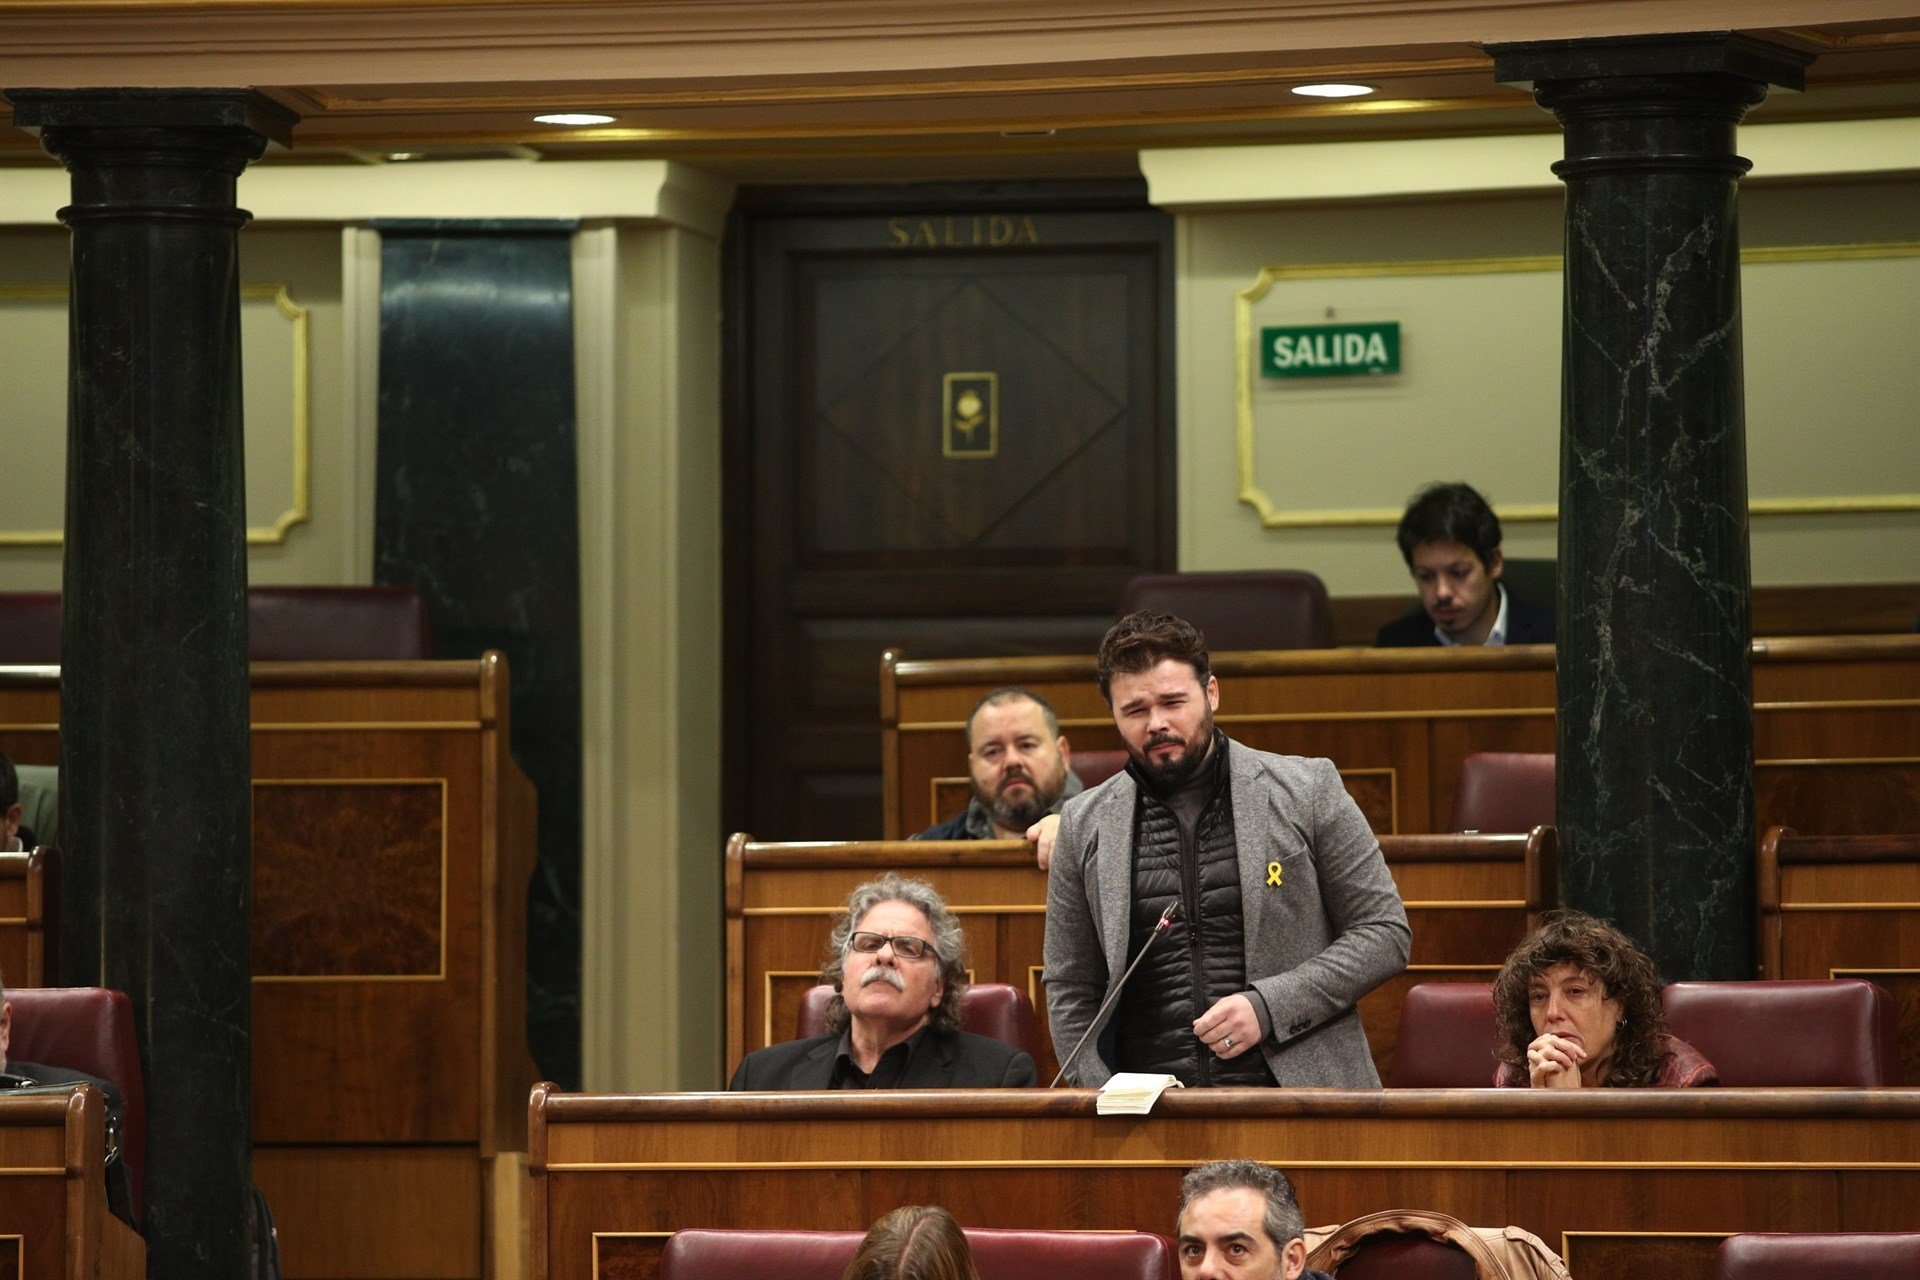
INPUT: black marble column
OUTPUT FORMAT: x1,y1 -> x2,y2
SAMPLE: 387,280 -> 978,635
1489,37 -> 1811,981
7,89 -> 294,1278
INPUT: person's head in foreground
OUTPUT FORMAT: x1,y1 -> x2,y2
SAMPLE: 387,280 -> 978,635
1395,481 -> 1505,645
1097,609 -> 1219,790
1176,1160 -> 1320,1280
842,1204 -> 981,1280
822,874 -> 969,1043
1493,908 -> 1691,1088
965,688 -> 1073,836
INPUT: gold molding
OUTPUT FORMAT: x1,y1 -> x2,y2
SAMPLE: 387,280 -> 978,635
547,1156 -> 1920,1173
248,777 -> 449,983
1235,243 -> 1920,529
1781,903 -> 1920,912
252,720 -> 487,732
743,906 -> 1045,916
1401,900 -> 1526,909
1833,967 -> 1920,978
0,282 -> 311,547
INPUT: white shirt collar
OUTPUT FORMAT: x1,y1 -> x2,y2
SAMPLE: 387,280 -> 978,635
1435,583 -> 1508,647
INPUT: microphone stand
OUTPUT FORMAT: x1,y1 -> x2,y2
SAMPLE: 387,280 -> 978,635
1048,900 -> 1182,1088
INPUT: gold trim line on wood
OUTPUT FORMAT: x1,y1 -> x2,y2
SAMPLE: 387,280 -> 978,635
1400,900 -> 1527,910
1754,752 -> 1920,764
0,725 -> 58,733
744,906 -> 1046,917
251,720 -> 486,732
0,1168 -> 65,1176
0,283 -> 310,547
1831,968 -> 1920,976
1407,963 -> 1499,971
1754,705 -> 1920,717
0,916 -> 25,926
1235,242 -> 1920,530
541,1157 -> 1920,1173
1779,903 -> 1920,912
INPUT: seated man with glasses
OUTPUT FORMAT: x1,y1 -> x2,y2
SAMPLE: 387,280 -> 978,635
728,873 -> 1037,1089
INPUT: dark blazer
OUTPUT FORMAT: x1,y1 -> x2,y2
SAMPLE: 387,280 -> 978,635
1374,590 -> 1555,647
727,1027 -> 1036,1090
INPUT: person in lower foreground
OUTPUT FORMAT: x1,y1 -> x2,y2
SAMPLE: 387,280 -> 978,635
1491,909 -> 1717,1088
1176,1159 -> 1334,1280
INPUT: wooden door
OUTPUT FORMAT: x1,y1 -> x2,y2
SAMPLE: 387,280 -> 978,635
725,183 -> 1174,839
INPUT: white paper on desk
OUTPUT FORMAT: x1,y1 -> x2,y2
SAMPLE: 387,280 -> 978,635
1096,1072 -> 1183,1115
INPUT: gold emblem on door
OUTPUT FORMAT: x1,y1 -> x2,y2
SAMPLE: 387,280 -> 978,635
942,372 -> 998,459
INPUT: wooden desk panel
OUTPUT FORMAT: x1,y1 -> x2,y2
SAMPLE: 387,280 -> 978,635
530,1087 -> 1920,1280
0,849 -> 47,987
0,1090 -> 146,1280
725,832 -> 1551,1086
882,636 -> 1920,840
0,657 -> 538,1280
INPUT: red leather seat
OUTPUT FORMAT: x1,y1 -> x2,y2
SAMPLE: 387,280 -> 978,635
5,986 -> 147,1216
1451,752 -> 1555,833
0,586 -> 434,663
1070,749 -> 1129,789
1662,979 -> 1904,1086
1331,1233 -> 1479,1280
1717,1232 -> 1920,1280
1386,984 -> 1502,1088
1118,571 -> 1334,651
659,1227 -> 1176,1280
797,982 -> 1041,1061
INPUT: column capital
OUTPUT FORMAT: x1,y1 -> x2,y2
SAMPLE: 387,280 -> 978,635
1489,32 -> 1813,93
7,87 -> 295,146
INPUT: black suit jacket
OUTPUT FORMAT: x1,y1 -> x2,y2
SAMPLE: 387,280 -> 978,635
3,1060 -> 135,1226
727,1027 -> 1036,1090
1374,590 -> 1555,648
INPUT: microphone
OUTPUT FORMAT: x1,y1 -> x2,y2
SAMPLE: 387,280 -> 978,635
1049,899 -> 1182,1088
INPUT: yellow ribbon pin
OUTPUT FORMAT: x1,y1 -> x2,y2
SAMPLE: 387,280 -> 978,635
1266,861 -> 1283,887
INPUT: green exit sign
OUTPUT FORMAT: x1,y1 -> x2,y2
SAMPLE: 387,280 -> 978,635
1261,322 -> 1400,378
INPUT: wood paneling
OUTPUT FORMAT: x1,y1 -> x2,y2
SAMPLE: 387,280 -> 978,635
0,656 -> 538,1280
882,636 -> 1920,840
530,1088 -> 1920,1280
724,831 -> 1551,1086
0,1091 -> 145,1280
1759,829 -> 1920,1086
0,849 -> 46,987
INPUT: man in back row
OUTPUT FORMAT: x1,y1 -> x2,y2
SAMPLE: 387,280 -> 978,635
914,687 -> 1082,841
1375,481 -> 1554,648
1043,610 -> 1409,1088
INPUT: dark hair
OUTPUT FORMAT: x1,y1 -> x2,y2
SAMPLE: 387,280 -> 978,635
1096,610 -> 1210,703
821,874 -> 969,1036
1177,1160 -> 1304,1249
965,687 -> 1060,741
1493,909 -> 1668,1087
0,750 -> 16,813
1395,482 -> 1502,568
842,1205 -> 981,1280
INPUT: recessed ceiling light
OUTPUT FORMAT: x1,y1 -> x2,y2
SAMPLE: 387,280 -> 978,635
534,112 -> 616,126
386,151 -> 424,162
1290,83 -> 1376,99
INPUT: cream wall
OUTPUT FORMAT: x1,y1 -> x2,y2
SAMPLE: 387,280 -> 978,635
1153,123 -> 1920,598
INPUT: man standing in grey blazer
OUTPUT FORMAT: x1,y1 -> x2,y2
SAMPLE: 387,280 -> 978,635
1042,611 -> 1410,1088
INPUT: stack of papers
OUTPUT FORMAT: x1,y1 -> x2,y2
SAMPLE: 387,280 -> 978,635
1096,1072 -> 1183,1115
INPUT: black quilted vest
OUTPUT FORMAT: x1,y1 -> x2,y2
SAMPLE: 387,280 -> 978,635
1112,736 -> 1275,1086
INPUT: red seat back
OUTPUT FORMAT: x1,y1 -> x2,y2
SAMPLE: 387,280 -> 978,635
1387,984 -> 1502,1088
796,983 -> 1040,1061
1118,571 -> 1333,651
0,586 -> 434,663
1718,1233 -> 1920,1280
660,1228 -> 1176,1280
1663,979 -> 1903,1086
1335,1233 -> 1480,1280
1070,749 -> 1129,789
1451,752 -> 1555,833
5,986 -> 146,1215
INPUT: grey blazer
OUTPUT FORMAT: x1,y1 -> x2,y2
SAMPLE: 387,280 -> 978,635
1043,740 -> 1410,1087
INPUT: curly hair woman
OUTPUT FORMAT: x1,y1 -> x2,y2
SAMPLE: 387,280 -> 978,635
1491,909 -> 1716,1088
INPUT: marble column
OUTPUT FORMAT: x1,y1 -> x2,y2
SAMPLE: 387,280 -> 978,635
1488,37 -> 1811,981
7,89 -> 294,1279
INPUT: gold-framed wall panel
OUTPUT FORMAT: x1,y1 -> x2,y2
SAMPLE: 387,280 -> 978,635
0,282 -> 311,547
1234,243 -> 1920,529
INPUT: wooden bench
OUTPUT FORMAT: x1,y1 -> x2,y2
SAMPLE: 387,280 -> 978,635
1759,826 -> 1920,1085
0,656 -> 538,1280
0,1089 -> 145,1280
882,635 -> 1920,840
530,1085 -> 1920,1280
724,828 -> 1555,1084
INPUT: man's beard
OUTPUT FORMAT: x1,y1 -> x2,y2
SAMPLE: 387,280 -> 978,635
1130,712 -> 1215,789
982,764 -> 1065,832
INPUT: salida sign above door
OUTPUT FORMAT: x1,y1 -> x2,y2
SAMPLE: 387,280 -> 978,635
1261,322 -> 1401,378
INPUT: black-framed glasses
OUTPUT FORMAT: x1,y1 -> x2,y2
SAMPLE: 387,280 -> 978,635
847,931 -> 933,960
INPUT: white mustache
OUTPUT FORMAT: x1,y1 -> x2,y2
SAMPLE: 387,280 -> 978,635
859,967 -> 907,991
